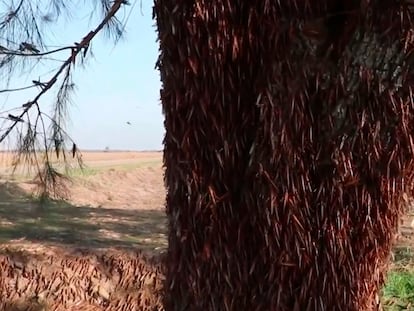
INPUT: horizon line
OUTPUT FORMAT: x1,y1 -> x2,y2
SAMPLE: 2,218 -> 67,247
0,149 -> 163,153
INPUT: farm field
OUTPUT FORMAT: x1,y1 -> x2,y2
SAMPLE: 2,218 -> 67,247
0,151 -> 166,253
0,151 -> 166,310
0,151 -> 412,310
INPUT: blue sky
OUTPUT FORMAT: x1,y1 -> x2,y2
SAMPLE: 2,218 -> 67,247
0,1 -> 163,151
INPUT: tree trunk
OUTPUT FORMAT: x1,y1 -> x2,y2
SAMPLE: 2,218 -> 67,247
154,2 -> 414,310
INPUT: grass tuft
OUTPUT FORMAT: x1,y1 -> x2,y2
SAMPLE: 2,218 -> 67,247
382,271 -> 414,310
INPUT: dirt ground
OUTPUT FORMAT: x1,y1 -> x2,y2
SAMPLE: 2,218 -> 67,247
0,152 -> 168,309
0,151 -> 413,309
0,150 -> 412,254
0,151 -> 167,257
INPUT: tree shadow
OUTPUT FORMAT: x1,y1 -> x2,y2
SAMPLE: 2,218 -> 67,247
0,181 -> 167,254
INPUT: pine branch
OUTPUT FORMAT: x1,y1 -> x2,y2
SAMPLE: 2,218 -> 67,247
0,0 -> 128,199
0,0 -> 128,144
0,45 -> 73,57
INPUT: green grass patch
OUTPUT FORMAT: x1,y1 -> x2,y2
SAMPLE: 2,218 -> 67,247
66,166 -> 98,177
382,270 -> 414,310
381,246 -> 414,310
1,158 -> 162,180
66,159 -> 161,177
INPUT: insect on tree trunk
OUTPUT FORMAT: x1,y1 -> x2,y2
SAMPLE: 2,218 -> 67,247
154,1 -> 414,310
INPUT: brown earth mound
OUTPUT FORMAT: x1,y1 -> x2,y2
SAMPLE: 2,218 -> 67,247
0,248 -> 164,311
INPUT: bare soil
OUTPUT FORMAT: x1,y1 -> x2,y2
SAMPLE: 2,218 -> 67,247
0,151 -> 167,257
0,150 -> 413,256
0,151 -> 413,310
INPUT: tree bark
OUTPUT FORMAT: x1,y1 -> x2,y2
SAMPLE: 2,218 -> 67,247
154,2 -> 414,310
